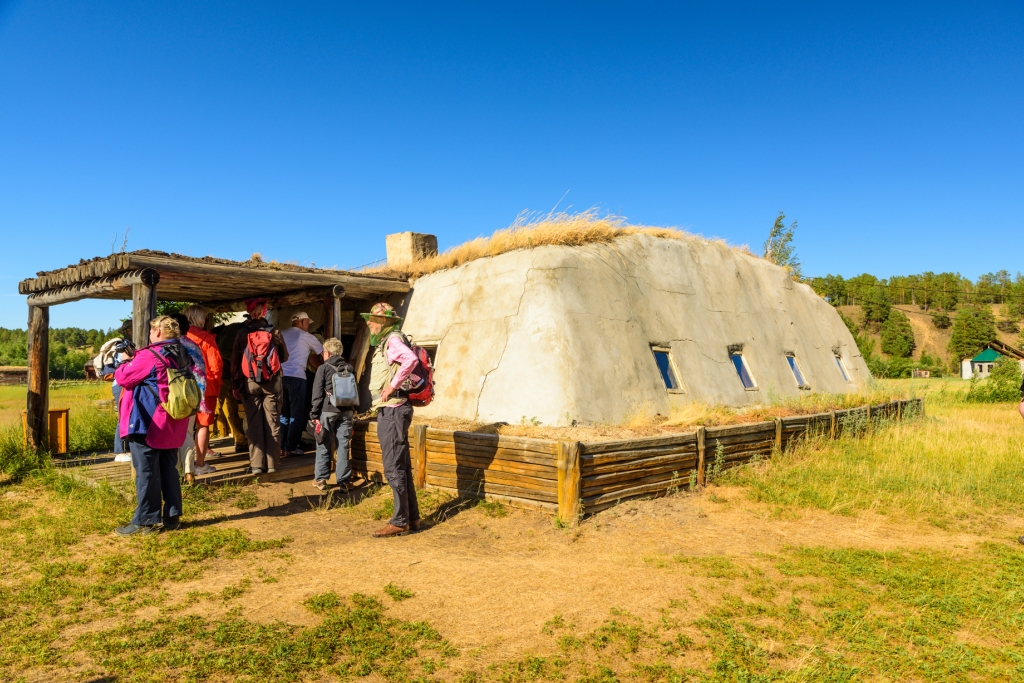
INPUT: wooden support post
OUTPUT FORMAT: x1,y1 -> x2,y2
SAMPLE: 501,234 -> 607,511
556,440 -> 581,525
331,295 -> 343,339
411,424 -> 428,490
866,404 -> 871,430
830,410 -> 837,439
350,318 -> 371,381
696,426 -> 706,487
773,417 -> 782,451
25,304 -> 49,452
131,270 -> 159,349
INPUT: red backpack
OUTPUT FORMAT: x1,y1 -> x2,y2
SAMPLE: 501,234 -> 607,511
390,332 -> 435,407
242,325 -> 282,381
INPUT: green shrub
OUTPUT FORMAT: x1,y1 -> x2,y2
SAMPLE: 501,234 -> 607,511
0,424 -> 49,480
965,357 -> 1023,403
68,404 -> 118,453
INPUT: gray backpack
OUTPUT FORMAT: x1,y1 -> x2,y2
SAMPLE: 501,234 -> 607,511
330,366 -> 359,408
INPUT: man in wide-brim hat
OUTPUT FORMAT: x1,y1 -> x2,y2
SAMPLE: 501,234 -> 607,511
361,302 -> 422,537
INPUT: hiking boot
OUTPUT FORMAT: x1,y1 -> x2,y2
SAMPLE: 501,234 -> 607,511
267,468 -> 276,474
337,482 -> 351,494
411,519 -> 422,532
162,516 -> 180,531
192,463 -> 217,476
313,479 -> 328,492
372,523 -> 410,538
115,523 -> 158,537
248,467 -> 264,475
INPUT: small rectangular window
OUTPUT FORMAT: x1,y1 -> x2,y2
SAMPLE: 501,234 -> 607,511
730,352 -> 757,389
651,346 -> 684,393
786,354 -> 809,389
412,341 -> 439,368
835,353 -> 851,382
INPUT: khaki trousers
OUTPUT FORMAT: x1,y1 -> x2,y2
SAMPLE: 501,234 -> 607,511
215,381 -> 247,446
243,375 -> 283,471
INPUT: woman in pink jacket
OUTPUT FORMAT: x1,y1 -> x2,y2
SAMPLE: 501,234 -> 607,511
113,316 -> 191,536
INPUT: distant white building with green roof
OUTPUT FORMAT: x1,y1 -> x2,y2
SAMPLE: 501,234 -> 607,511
960,341 -> 1024,379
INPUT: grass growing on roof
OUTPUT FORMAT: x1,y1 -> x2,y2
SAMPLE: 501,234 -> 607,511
373,208 -> 707,278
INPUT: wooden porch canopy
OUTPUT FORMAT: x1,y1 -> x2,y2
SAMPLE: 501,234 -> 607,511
19,250 -> 410,451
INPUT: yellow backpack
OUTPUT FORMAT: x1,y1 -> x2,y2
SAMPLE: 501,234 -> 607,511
145,346 -> 201,420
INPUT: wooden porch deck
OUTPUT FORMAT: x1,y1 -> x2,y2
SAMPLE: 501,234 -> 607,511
57,438 -> 324,489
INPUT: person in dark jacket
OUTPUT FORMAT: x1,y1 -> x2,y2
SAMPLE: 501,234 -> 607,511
230,298 -> 289,474
309,337 -> 356,492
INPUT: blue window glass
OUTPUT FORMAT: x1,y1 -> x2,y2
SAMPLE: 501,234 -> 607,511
835,354 -> 850,381
787,355 -> 808,388
731,353 -> 755,388
653,349 -> 679,390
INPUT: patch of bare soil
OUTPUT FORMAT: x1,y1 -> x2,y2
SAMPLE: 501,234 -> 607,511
164,479 -> 1004,666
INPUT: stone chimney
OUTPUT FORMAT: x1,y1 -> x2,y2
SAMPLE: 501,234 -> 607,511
385,232 -> 438,268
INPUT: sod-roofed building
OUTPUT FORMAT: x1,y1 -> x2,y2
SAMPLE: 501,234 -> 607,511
396,227 -> 870,426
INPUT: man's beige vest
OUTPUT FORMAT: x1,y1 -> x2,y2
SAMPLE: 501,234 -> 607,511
369,333 -> 406,409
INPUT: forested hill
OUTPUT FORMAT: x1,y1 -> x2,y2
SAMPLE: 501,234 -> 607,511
0,327 -> 121,379
805,271 -> 1024,378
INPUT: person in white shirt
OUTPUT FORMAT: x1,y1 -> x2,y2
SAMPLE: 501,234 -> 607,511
279,312 -> 324,456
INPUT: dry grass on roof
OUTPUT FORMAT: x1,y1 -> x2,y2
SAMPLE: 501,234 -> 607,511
369,209 -> 739,278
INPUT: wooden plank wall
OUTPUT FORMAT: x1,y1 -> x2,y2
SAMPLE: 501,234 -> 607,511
347,398 -> 922,524
423,429 -> 559,512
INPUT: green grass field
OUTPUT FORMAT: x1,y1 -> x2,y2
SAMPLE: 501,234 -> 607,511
1,380 -> 1022,682
0,382 -> 111,427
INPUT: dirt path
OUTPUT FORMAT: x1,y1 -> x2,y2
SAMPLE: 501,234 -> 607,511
155,478 -> 1011,664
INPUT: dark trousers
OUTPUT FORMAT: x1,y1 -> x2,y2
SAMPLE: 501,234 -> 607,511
280,376 -> 307,452
377,404 -> 419,527
243,375 -> 282,470
112,384 -> 124,454
314,412 -> 353,483
129,436 -> 182,526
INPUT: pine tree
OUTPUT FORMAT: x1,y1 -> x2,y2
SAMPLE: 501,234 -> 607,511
947,306 -> 996,372
880,310 -> 915,358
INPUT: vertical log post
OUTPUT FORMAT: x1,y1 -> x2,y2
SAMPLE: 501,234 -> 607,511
349,319 -> 371,382
411,424 -> 428,490
25,304 -> 49,452
829,410 -> 837,439
556,440 -> 581,525
131,270 -> 160,349
773,417 -> 782,451
331,288 -> 344,339
866,404 -> 871,431
696,426 -> 706,487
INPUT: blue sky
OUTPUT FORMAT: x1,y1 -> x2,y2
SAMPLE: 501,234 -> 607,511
1,2 -> 1022,329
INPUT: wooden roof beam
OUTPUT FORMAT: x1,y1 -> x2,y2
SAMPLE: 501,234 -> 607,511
205,285 -> 348,313
25,269 -> 160,307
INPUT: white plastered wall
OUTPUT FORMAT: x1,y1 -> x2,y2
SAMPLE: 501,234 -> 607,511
402,234 -> 869,425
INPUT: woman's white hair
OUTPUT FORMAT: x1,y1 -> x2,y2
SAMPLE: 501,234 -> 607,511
182,304 -> 208,329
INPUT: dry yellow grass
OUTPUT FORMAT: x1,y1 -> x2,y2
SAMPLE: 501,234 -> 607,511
368,209 -> 740,278
415,381 -> 915,442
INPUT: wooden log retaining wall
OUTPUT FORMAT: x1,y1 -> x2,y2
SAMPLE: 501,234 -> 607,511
349,398 -> 922,524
